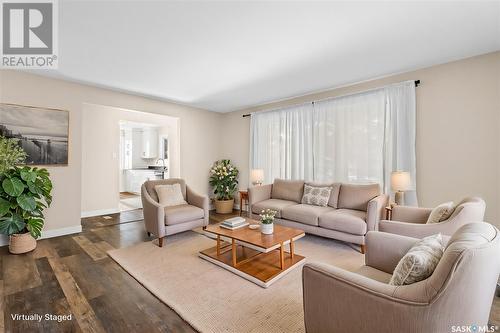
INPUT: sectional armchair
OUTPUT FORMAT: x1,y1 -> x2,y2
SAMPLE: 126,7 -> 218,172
249,179 -> 388,253
378,197 -> 486,238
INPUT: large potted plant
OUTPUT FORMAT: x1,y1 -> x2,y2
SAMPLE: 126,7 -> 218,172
209,159 -> 239,214
0,136 -> 53,254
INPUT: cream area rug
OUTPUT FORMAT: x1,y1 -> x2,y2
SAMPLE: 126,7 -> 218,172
108,231 -> 364,333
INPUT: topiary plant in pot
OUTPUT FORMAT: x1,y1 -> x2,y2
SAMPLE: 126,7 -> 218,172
0,165 -> 53,254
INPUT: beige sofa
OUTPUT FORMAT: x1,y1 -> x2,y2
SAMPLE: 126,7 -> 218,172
302,223 -> 500,333
141,178 -> 209,247
379,197 -> 486,238
249,179 -> 388,253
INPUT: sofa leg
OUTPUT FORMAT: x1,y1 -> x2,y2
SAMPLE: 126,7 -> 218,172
147,232 -> 151,237
360,244 -> 366,254
158,237 -> 164,247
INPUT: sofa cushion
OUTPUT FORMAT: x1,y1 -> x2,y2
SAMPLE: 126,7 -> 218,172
164,204 -> 204,225
338,183 -> 380,211
306,182 -> 341,208
282,204 -> 334,226
318,209 -> 367,235
329,183 -> 341,208
252,199 -> 297,218
301,184 -> 332,207
271,179 -> 304,203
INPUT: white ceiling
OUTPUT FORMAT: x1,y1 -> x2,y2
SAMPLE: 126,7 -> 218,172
36,1 -> 500,112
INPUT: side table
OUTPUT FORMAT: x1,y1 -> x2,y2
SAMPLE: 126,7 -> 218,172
385,205 -> 393,220
239,190 -> 249,216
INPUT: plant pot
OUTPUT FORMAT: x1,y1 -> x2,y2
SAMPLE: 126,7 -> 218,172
261,223 -> 274,235
214,199 -> 234,214
9,232 -> 37,254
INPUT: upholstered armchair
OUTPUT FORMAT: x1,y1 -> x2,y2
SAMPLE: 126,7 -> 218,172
303,223 -> 500,333
141,178 -> 209,247
378,197 -> 485,238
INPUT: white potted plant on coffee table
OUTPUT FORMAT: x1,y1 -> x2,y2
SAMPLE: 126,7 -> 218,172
259,209 -> 277,235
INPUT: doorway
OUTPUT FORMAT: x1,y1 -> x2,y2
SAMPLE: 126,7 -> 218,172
81,103 -> 180,219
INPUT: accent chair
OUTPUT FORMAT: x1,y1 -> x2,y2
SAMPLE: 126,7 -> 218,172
378,197 -> 485,238
302,222 -> 500,333
141,178 -> 209,247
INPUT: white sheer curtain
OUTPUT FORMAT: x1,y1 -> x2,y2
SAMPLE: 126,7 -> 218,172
384,81 -> 417,204
250,104 -> 314,182
250,81 -> 416,200
313,89 -> 386,183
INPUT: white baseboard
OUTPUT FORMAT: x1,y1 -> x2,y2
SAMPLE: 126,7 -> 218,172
0,224 -> 83,247
41,225 -> 82,239
81,208 -> 120,218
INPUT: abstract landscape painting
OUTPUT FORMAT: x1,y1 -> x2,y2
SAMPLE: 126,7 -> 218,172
0,103 -> 69,165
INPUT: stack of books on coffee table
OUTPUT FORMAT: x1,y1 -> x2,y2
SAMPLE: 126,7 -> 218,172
220,217 -> 249,230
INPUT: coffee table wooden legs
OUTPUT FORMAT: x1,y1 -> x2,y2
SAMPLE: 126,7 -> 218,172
279,242 -> 285,269
216,235 -> 221,256
224,237 -> 296,271
232,239 -> 237,267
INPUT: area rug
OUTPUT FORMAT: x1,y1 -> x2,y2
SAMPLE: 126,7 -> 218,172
108,231 -> 364,333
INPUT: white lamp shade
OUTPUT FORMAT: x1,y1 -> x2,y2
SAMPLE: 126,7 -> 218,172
250,169 -> 264,185
391,171 -> 411,191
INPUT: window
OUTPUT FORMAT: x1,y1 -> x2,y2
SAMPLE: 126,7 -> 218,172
250,81 -> 416,195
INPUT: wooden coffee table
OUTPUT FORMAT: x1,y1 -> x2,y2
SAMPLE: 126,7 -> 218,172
199,219 -> 306,288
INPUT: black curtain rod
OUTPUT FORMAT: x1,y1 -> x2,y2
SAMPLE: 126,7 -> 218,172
242,80 -> 421,118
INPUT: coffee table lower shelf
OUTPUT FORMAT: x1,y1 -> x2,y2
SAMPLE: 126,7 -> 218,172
199,243 -> 305,288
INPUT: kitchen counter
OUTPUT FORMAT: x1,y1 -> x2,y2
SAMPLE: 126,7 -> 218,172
124,167 -> 168,171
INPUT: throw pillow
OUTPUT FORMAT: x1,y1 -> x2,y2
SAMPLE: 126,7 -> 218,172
389,234 -> 444,286
426,201 -> 455,224
155,183 -> 187,207
301,184 -> 332,207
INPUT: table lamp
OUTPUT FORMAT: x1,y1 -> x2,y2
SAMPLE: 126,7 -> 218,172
391,171 -> 410,206
250,169 -> 264,186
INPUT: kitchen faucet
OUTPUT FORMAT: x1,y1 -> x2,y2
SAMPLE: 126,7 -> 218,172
155,158 -> 166,168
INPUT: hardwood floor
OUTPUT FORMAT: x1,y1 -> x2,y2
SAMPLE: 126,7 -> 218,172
1,209 -> 499,332
1,210 -> 196,333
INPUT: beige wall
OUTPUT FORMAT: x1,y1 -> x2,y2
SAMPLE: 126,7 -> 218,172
221,52 -> 500,225
0,70 -> 222,234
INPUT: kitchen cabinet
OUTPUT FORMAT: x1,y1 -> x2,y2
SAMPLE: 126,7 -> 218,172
125,169 -> 160,194
141,128 -> 158,158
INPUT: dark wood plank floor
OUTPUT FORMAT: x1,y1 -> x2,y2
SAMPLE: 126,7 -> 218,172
1,210 -> 197,333
1,209 -> 499,332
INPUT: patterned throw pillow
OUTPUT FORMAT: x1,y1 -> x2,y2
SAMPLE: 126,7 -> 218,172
301,184 -> 332,207
389,234 -> 444,286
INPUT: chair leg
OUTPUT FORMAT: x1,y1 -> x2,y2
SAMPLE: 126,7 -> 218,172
158,237 -> 164,247
360,244 -> 366,254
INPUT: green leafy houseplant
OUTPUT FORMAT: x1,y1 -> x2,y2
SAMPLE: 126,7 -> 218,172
0,166 -> 53,239
209,159 -> 239,200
